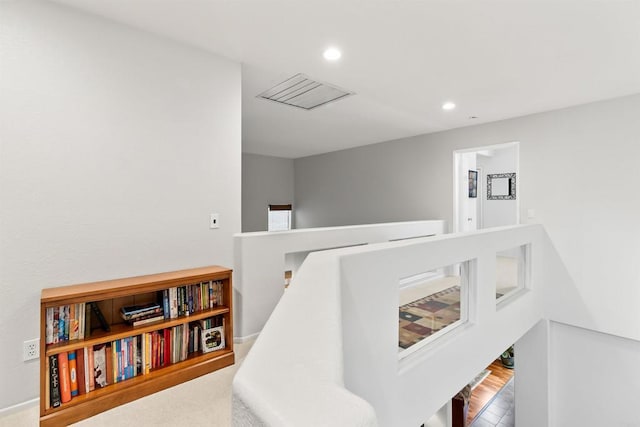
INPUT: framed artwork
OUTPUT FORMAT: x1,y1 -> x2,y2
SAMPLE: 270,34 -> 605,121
487,173 -> 516,200
468,170 -> 478,198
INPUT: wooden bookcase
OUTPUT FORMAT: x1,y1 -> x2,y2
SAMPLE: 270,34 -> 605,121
39,266 -> 234,426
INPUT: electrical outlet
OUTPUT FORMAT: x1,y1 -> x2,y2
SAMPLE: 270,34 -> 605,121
210,213 -> 220,229
23,339 -> 39,361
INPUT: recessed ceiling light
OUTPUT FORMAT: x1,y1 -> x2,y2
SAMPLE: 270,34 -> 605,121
442,102 -> 456,111
323,47 -> 342,61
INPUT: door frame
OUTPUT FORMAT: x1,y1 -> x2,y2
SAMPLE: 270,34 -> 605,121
452,141 -> 520,233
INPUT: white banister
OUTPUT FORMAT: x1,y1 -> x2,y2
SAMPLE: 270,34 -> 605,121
233,220 -> 446,341
233,224 -> 573,426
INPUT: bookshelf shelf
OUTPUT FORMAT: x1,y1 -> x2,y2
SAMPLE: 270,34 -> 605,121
39,266 -> 234,427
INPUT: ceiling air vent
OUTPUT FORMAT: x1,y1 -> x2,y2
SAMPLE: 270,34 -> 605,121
258,74 -> 353,110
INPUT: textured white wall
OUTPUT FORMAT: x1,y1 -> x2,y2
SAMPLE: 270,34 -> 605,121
242,153 -> 294,232
0,1 -> 241,410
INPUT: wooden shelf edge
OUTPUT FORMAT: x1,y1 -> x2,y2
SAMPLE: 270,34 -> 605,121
41,266 -> 232,304
40,351 -> 235,426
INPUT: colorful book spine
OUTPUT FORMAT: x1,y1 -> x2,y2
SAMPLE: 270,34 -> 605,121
87,347 -> 95,391
58,305 -> 65,342
45,308 -> 54,345
93,344 -> 107,388
53,308 -> 59,344
69,304 -> 77,340
68,351 -> 78,397
58,352 -> 72,403
209,281 -> 214,308
49,355 -> 61,408
162,289 -> 169,320
169,288 -> 177,319
64,305 -> 70,341
83,347 -> 90,394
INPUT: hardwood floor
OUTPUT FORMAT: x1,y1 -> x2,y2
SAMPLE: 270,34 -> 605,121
467,358 -> 514,424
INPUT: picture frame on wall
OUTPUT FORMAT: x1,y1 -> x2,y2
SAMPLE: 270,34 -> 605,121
468,170 -> 478,198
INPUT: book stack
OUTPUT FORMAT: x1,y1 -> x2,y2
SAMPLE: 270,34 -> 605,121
120,302 -> 164,327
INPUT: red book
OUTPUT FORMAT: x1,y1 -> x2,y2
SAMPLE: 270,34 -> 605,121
68,351 -> 78,397
163,329 -> 170,367
58,352 -> 72,403
76,349 -> 86,395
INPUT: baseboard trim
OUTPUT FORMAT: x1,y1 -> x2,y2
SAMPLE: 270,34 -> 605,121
234,332 -> 259,343
0,397 -> 39,417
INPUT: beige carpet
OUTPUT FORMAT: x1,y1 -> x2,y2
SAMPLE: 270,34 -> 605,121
0,339 -> 255,427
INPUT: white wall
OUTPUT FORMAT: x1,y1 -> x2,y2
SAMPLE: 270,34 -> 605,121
549,321 -> 640,426
476,145 -> 518,228
242,153 -> 294,232
0,0 -> 241,410
234,220 -> 445,340
455,152 -> 477,232
234,224 -> 556,427
294,94 -> 640,425
295,94 -> 640,343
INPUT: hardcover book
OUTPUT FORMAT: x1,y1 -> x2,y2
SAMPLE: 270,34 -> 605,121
93,344 -> 107,388
58,352 -> 72,403
49,355 -> 61,408
68,351 -> 78,397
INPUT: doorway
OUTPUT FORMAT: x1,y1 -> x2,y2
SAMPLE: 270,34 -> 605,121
453,142 -> 520,233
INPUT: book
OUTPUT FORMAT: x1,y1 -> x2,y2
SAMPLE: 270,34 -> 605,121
83,347 -> 90,394
201,326 -> 225,353
128,314 -> 164,327
163,329 -> 171,366
120,302 -> 162,320
85,302 -> 92,337
53,308 -> 59,344
162,289 -> 169,319
87,347 -> 95,391
69,304 -> 78,340
78,303 -> 85,339
58,305 -> 65,342
64,305 -> 70,341
169,287 -> 178,319
68,351 -> 78,397
49,354 -> 61,408
76,349 -> 86,395
93,344 -> 107,388
144,333 -> 151,374
58,352 -> 72,403
121,308 -> 164,324
105,343 -> 113,386
45,308 -> 54,345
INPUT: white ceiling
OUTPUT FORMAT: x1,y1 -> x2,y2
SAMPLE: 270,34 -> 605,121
55,0 -> 640,159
